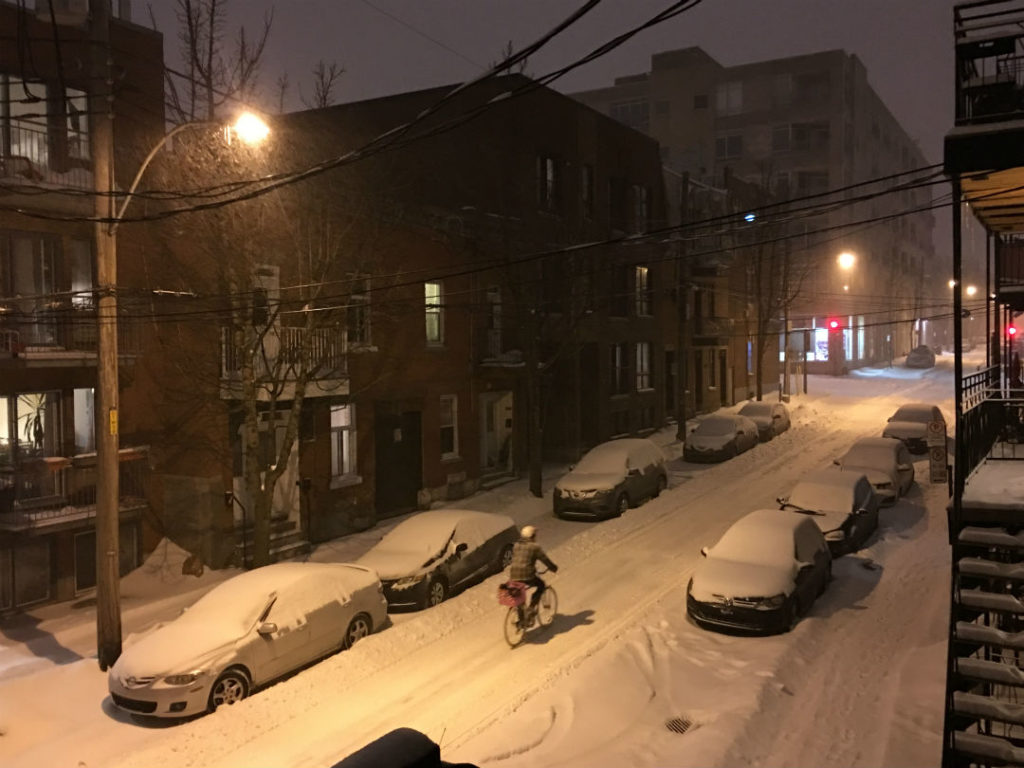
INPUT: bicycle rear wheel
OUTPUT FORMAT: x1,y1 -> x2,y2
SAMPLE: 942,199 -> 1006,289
504,607 -> 525,647
537,587 -> 557,627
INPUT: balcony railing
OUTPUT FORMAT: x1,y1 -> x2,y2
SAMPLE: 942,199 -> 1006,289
221,325 -> 348,380
1,122 -> 93,190
0,305 -> 139,357
954,1 -> 1024,125
960,365 -> 1024,476
0,446 -> 148,530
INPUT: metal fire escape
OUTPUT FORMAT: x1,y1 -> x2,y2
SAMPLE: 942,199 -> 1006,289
945,2 -> 1024,765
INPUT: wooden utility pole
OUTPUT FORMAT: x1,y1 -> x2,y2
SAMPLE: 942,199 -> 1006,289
90,0 -> 122,670
675,173 -> 690,441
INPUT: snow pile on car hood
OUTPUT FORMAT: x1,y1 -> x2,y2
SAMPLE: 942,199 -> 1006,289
556,472 -> 623,492
690,558 -> 795,601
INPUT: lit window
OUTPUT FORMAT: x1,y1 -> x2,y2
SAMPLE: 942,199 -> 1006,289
425,280 -> 444,345
330,404 -> 356,479
635,265 -> 651,316
636,342 -> 652,390
537,155 -> 560,212
440,395 -> 458,458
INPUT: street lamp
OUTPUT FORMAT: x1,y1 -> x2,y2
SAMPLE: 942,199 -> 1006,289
92,110 -> 269,669
837,251 -> 856,270
966,285 -> 978,297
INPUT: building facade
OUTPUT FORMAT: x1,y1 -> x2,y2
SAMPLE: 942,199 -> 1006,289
573,46 -> 938,381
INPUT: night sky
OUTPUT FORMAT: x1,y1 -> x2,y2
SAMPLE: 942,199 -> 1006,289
147,0 -> 966,261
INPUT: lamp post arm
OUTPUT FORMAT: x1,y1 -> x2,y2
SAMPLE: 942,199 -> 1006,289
109,120 -> 216,235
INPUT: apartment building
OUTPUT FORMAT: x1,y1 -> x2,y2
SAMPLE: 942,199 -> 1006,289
0,1 -> 163,610
573,47 -> 938,381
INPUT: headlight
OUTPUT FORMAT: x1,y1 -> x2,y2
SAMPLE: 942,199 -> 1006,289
758,594 -> 786,609
392,575 -> 426,590
164,670 -> 204,685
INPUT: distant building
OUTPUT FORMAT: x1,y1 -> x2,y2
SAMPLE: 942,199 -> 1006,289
573,47 -> 938,378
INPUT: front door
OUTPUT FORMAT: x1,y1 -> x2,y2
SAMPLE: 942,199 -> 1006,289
479,392 -> 514,474
374,406 -> 422,516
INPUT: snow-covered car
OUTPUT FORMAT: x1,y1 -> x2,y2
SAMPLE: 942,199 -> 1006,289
687,509 -> 832,634
683,414 -> 760,462
905,345 -> 936,369
108,562 -> 387,718
834,437 -> 915,505
882,402 -> 945,454
778,469 -> 880,556
738,400 -> 792,441
553,438 -> 668,519
356,509 -> 518,610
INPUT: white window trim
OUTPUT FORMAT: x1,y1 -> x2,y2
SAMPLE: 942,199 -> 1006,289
329,403 -> 361,488
425,280 -> 444,346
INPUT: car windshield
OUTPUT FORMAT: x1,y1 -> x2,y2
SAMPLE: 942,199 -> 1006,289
739,403 -> 771,418
713,521 -> 793,569
892,405 -> 935,423
575,444 -> 627,473
696,417 -> 735,436
788,480 -> 853,514
185,571 -> 277,632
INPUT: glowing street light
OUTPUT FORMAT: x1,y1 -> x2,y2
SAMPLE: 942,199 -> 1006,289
230,111 -> 271,146
837,252 -> 856,270
966,285 -> 978,297
949,279 -> 957,289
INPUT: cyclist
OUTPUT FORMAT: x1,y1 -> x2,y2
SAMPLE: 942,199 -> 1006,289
509,525 -> 558,624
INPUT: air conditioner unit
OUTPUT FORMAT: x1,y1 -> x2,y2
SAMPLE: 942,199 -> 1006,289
35,0 -> 89,26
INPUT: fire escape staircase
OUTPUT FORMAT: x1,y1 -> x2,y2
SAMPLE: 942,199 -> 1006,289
948,527 -> 1024,765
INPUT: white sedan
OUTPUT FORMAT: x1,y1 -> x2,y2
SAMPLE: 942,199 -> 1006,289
834,437 -> 915,504
108,562 -> 387,718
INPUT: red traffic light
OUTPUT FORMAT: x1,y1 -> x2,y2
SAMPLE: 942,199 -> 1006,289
1010,325 -> 1019,337
827,318 -> 841,331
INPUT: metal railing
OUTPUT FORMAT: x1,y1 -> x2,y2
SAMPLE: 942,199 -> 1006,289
0,447 -> 148,530
1,122 -> 93,189
961,365 -> 1024,477
221,324 -> 348,379
954,1 -> 1024,124
0,306 -> 139,356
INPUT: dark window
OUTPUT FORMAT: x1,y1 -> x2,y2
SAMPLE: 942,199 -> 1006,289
346,277 -> 371,346
611,409 -> 630,435
251,288 -> 269,326
794,71 -> 830,103
581,164 -> 594,218
610,99 -> 650,133
608,177 -> 627,231
791,121 -> 830,151
611,262 -> 631,317
715,134 -> 743,159
611,343 -> 629,395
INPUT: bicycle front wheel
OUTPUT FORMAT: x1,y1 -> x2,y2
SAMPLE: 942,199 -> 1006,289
504,607 -> 525,647
537,587 -> 558,627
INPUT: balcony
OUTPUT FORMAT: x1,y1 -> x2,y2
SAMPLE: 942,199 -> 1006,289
954,365 -> 1024,530
0,446 -> 149,532
0,305 -> 140,364
693,315 -> 733,341
954,1 -> 1024,125
220,325 -> 349,400
0,123 -> 93,191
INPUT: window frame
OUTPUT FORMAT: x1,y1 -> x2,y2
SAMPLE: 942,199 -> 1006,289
425,280 -> 444,346
439,394 -> 459,459
636,341 -> 652,391
347,275 -> 371,347
329,403 -> 359,486
635,265 -> 652,316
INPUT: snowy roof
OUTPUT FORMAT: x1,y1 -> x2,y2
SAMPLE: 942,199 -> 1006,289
890,403 -> 941,422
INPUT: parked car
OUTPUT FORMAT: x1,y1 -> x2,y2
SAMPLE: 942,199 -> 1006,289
553,438 -> 668,519
834,437 -> 915,504
905,345 -> 937,369
356,509 -> 518,610
683,414 -> 760,462
882,402 -> 945,454
778,469 -> 880,556
687,509 -> 832,634
738,400 -> 792,441
108,562 -> 387,718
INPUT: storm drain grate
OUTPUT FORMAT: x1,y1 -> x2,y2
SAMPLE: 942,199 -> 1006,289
665,716 -> 693,734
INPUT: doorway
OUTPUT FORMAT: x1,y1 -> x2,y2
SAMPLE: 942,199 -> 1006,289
374,407 -> 422,516
479,391 -> 514,474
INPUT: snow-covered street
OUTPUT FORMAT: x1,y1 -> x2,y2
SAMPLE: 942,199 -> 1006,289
0,357 -> 964,768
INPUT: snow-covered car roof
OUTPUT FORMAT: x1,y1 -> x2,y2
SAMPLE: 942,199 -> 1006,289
889,403 -> 942,423
839,437 -> 903,466
738,402 -> 774,418
711,509 -> 813,569
575,438 -> 664,472
367,509 -> 514,557
694,415 -> 747,436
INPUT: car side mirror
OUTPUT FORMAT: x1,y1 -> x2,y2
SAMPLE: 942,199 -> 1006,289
700,546 -> 710,557
455,542 -> 468,554
257,621 -> 278,636
897,463 -> 912,472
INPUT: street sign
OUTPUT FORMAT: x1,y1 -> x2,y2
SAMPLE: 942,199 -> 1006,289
928,419 -> 947,482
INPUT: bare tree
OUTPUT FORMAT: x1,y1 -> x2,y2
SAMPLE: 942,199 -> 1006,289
300,60 -> 345,109
153,0 -> 274,123
275,72 -> 290,114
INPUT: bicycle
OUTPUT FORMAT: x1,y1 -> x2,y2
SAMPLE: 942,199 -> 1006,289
498,567 -> 558,647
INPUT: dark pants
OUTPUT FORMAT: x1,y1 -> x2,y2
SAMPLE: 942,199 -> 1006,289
522,576 -> 546,608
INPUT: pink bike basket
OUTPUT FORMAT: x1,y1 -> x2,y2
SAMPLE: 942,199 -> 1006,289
498,581 -> 527,607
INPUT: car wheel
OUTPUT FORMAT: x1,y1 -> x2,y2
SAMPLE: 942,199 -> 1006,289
653,474 -> 667,498
614,493 -> 629,517
208,668 -> 249,711
344,613 -> 372,649
498,544 -> 514,571
425,576 -> 447,608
